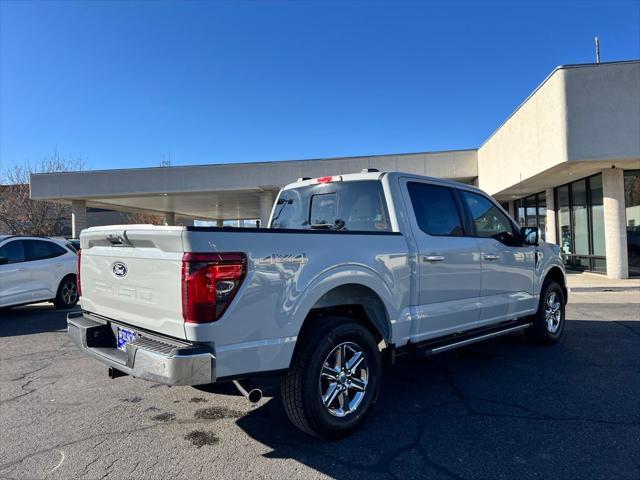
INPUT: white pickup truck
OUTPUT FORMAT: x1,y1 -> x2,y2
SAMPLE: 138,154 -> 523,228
68,170 -> 567,438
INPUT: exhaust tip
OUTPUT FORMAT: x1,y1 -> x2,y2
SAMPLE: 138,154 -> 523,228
247,388 -> 262,403
233,379 -> 262,403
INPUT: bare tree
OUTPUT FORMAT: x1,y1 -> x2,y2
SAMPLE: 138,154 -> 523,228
126,211 -> 165,225
0,150 -> 84,236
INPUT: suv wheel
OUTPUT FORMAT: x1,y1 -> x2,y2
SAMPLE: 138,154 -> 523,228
281,316 -> 381,439
53,275 -> 78,309
525,280 -> 566,344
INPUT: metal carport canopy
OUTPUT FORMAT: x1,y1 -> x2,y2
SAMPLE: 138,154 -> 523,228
29,149 -> 478,220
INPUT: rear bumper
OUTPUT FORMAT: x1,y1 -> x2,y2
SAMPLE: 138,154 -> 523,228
67,311 -> 215,386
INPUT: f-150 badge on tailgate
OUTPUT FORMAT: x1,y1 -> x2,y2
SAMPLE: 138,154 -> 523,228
256,254 -> 308,266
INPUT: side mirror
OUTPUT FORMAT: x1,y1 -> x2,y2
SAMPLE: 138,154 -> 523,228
520,226 -> 539,246
0,256 -> 8,265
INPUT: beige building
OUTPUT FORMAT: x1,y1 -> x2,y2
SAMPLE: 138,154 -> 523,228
31,60 -> 640,278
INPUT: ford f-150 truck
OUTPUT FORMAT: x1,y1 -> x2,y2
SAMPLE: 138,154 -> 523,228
68,170 -> 567,438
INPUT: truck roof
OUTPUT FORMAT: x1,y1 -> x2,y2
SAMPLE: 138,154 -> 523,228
282,170 -> 479,192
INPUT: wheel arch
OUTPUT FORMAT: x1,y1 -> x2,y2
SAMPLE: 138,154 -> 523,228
543,266 -> 568,303
297,283 -> 391,348
57,272 -> 77,290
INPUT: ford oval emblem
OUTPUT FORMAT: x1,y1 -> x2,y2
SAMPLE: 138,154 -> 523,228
112,262 -> 128,278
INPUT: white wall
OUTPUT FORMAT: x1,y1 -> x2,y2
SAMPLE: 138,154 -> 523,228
478,62 -> 640,197
477,68 -> 569,196
565,63 -> 640,162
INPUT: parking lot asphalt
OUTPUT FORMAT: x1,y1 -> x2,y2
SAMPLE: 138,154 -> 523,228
1,292 -> 639,480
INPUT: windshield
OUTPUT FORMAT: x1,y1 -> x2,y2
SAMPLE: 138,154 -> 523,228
270,180 -> 391,232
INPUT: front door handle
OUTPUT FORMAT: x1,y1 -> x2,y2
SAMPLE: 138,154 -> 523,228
423,255 -> 445,262
483,254 -> 500,261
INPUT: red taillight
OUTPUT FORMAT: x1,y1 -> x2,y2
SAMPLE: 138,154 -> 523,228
77,249 -> 82,297
181,253 -> 246,323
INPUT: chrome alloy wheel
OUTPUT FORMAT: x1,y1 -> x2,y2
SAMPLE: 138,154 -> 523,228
544,291 -> 562,334
61,279 -> 78,305
319,342 -> 369,418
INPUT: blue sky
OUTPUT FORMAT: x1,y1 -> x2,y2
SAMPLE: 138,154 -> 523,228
1,1 -> 639,171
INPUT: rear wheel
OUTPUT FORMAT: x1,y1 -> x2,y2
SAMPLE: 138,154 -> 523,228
281,316 -> 381,439
525,280 -> 565,344
53,275 -> 78,309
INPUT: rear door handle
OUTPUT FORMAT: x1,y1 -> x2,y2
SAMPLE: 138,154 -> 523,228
483,254 -> 500,261
423,255 -> 445,262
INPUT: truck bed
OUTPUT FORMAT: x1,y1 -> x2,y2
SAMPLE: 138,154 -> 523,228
79,224 -> 410,378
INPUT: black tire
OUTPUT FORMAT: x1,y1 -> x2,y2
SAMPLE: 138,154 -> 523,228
525,280 -> 566,344
281,316 -> 381,439
53,274 -> 78,309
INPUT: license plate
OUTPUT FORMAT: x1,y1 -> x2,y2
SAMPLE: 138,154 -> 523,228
116,326 -> 138,351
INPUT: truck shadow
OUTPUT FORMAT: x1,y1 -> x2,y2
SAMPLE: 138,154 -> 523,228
0,304 -> 78,337
235,319 -> 640,479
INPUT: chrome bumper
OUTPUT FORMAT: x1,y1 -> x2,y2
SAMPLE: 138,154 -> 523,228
67,311 -> 215,386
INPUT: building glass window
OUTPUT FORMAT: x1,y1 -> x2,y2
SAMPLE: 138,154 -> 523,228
538,192 -> 547,241
512,192 -> 547,240
625,170 -> 640,277
589,175 -> 605,257
557,185 -> 571,258
572,179 -> 589,256
554,173 -> 606,274
525,196 -> 537,227
517,200 -> 526,226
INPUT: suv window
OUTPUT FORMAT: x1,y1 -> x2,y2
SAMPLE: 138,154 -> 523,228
0,240 -> 26,264
460,190 -> 516,242
407,182 -> 464,236
271,180 -> 391,232
24,240 -> 67,261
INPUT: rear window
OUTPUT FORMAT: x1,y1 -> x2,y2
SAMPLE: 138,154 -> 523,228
270,180 -> 391,232
24,240 -> 67,261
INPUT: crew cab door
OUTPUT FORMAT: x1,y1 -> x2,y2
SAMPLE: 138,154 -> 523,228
0,240 -> 32,307
457,190 -> 536,326
23,240 -> 70,301
402,180 -> 482,342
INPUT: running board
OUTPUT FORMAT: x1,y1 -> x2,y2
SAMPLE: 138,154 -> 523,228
415,322 -> 532,357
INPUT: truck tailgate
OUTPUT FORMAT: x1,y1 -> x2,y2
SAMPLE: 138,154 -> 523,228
79,225 -> 187,339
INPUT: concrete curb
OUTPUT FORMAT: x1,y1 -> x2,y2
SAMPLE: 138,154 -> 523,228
569,287 -> 640,293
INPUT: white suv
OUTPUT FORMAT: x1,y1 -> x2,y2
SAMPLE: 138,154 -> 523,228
0,236 -> 79,309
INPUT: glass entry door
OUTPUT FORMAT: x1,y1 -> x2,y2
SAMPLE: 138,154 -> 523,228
625,170 -> 640,277
554,174 -> 606,274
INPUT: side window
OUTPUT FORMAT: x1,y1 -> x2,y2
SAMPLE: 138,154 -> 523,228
24,240 -> 66,261
460,190 -> 516,242
0,240 -> 26,264
407,182 -> 464,236
50,242 -> 68,257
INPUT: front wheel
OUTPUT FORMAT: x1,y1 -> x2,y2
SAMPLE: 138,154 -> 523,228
525,280 -> 566,344
53,275 -> 78,309
281,316 -> 381,439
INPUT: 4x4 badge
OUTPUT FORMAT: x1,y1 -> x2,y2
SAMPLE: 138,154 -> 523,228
256,254 -> 308,266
